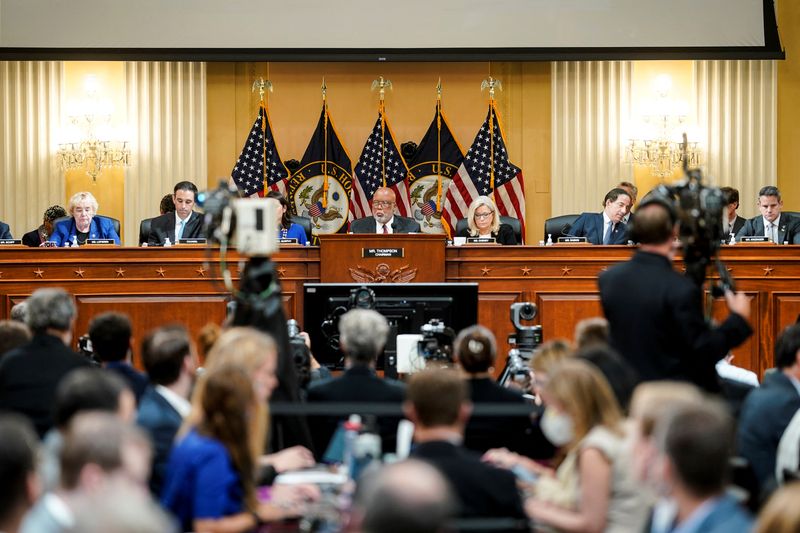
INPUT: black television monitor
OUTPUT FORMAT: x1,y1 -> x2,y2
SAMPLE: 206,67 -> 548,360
303,282 -> 479,370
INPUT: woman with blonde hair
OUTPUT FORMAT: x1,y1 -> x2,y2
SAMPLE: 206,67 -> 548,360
457,195 -> 517,245
755,482 -> 800,533
49,191 -> 120,246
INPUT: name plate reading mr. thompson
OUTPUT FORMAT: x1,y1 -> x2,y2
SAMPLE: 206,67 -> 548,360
362,248 -> 404,258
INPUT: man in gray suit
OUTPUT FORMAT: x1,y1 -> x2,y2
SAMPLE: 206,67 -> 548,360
350,187 -> 421,234
736,185 -> 800,244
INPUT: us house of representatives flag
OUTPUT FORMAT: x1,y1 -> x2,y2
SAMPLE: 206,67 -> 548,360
441,103 -> 526,242
231,104 -> 289,197
407,105 -> 464,234
350,111 -> 411,221
287,104 -> 353,240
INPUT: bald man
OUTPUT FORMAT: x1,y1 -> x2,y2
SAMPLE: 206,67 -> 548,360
350,187 -> 421,234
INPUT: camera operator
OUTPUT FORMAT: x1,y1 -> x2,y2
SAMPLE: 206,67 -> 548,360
286,320 -> 331,399
599,198 -> 752,393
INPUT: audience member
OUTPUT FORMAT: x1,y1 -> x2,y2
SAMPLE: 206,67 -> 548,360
653,399 -> 753,532
754,482 -> 800,533
351,459 -> 457,533
600,197 -> 752,392
720,186 -> 746,237
70,481 -> 177,533
738,323 -> 800,497
147,181 -> 204,245
307,309 -> 405,459
196,322 -> 221,362
0,288 -> 89,436
136,326 -> 196,496
576,344 -> 638,413
22,205 -> 68,247
49,191 -> 120,246
10,301 -> 27,322
736,185 -> 800,243
456,195 -> 518,244
405,368 -> 528,529
529,339 -> 573,399
159,193 -> 176,215
568,188 -> 631,244
0,320 -> 31,359
88,312 -> 148,402
350,186 -> 421,233
574,317 -> 610,350
453,324 -> 537,457
21,412 -> 152,533
0,415 -> 39,533
266,190 -> 309,245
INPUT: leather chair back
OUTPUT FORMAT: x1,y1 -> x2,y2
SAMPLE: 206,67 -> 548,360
291,215 -> 312,241
544,214 -> 580,241
139,217 -> 153,246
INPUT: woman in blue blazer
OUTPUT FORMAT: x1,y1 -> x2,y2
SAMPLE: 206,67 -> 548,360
266,191 -> 309,245
49,191 -> 120,246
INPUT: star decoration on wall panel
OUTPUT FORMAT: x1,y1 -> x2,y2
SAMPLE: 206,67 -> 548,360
156,267 -> 166,277
116,268 -> 126,277
74,268 -> 85,278
196,267 -> 207,277
763,266 -> 774,276
481,266 -> 492,276
33,268 -> 44,278
520,266 -> 531,276
561,266 -> 572,276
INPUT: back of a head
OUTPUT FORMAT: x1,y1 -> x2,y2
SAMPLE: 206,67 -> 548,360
142,326 -> 191,386
576,345 -> 638,413
530,339 -> 573,374
205,326 -> 275,374
629,200 -> 675,245
25,288 -> 75,334
0,414 -> 38,527
339,309 -> 389,365
454,324 -> 497,374
54,368 -> 128,429
629,381 -> 704,439
159,193 -> 175,215
356,459 -> 456,533
720,186 -> 739,206
656,399 -> 734,499
774,323 -> 800,369
88,312 -> 132,363
70,482 -> 177,533
10,301 -> 27,323
755,482 -> 800,533
0,320 -> 32,357
407,368 -> 467,428
574,317 -> 609,350
60,411 -> 151,491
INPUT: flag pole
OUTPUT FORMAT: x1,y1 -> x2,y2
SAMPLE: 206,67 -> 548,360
321,78 -> 329,208
481,76 -> 502,193
252,77 -> 273,195
436,78 -> 443,212
371,76 -> 392,187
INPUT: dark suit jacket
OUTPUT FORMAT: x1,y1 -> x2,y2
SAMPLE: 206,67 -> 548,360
147,211 -> 204,245
456,223 -> 518,245
350,215 -> 421,234
22,228 -> 43,247
306,365 -> 405,459
569,212 -> 627,245
737,371 -> 800,495
599,251 -> 752,392
136,386 -> 184,495
727,215 -> 747,236
735,214 -> 800,244
50,216 -> 120,246
0,333 -> 89,437
411,440 -> 526,526
0,221 -> 12,239
106,361 -> 148,403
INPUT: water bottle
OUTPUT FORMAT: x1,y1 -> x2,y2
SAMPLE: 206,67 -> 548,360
546,234 -> 553,246
71,235 -> 78,247
164,237 -> 172,247
728,233 -> 736,245
342,414 -> 362,480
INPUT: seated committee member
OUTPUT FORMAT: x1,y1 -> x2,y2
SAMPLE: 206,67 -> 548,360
456,196 -> 517,245
49,192 -> 120,246
0,220 -> 11,240
720,186 -> 747,237
266,191 -> 308,245
350,186 -> 421,234
736,185 -> 800,243
22,205 -> 67,247
568,187 -> 631,244
147,181 -> 204,245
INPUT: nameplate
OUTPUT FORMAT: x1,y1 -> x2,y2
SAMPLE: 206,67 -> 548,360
362,248 -> 404,258
0,239 -> 22,245
178,238 -> 207,245
86,239 -> 115,245
740,236 -> 772,243
557,237 -> 588,243
278,238 -> 299,245
466,237 -> 496,244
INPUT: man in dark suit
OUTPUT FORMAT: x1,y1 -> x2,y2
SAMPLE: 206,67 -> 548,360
599,197 -> 752,392
136,326 -> 196,495
307,308 -> 405,459
147,181 -> 204,245
406,369 -> 527,528
0,288 -> 89,437
0,220 -> 12,240
568,187 -> 631,244
350,186 -> 421,234
735,185 -> 800,243
720,186 -> 747,237
738,323 -> 800,498
89,312 -> 148,403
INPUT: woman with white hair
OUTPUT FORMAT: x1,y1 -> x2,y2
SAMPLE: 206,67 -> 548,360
457,196 -> 517,245
49,192 -> 120,246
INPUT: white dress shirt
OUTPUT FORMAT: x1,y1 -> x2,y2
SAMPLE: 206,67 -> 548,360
763,215 -> 781,242
174,212 -> 191,241
375,216 -> 395,234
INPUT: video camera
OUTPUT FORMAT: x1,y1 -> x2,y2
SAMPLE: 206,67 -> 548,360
499,302 -> 543,386
417,319 -> 456,365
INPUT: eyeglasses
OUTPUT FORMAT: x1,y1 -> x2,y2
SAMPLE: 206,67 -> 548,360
474,211 -> 494,220
373,200 -> 395,208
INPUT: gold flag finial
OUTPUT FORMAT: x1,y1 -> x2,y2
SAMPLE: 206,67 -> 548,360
252,78 -> 273,102
321,77 -> 327,102
370,76 -> 393,103
436,77 -> 442,101
480,76 -> 502,100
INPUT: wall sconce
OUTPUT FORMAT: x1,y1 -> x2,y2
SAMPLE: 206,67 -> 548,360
626,75 -> 700,178
56,76 -> 131,181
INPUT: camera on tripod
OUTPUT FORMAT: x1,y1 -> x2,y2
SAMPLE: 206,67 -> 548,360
286,319 -> 312,388
417,319 -> 455,364
500,302 -> 543,386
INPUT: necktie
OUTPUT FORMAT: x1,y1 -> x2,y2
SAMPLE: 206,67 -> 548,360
382,224 -> 389,235
177,220 -> 185,240
603,221 -> 613,245
767,222 -> 774,242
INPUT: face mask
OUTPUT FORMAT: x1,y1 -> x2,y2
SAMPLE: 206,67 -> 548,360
541,407 -> 575,447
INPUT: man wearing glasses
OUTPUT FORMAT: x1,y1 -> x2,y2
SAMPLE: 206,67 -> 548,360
350,187 -> 421,234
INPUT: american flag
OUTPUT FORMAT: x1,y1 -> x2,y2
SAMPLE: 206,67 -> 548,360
441,104 -> 526,242
350,112 -> 411,220
231,105 -> 288,197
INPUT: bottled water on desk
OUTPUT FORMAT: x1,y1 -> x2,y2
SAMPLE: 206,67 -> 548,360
163,237 -> 172,247
546,234 -> 553,246
71,235 -> 78,247
729,233 -> 736,245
